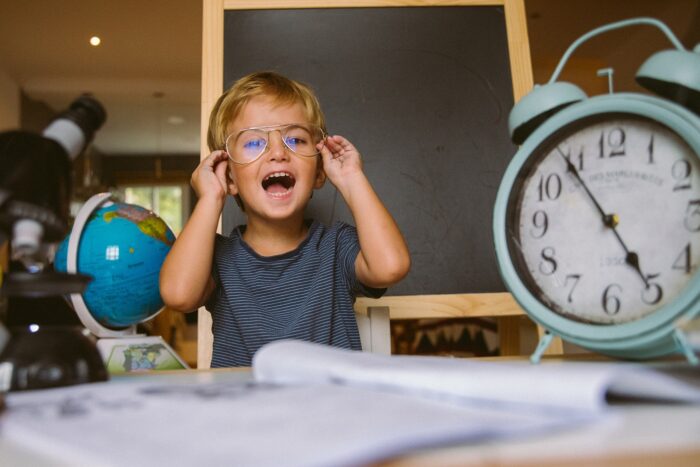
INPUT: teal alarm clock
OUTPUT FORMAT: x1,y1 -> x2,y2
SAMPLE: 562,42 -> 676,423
493,18 -> 700,364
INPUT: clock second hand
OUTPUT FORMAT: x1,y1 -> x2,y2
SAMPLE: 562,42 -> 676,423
560,155 -> 650,288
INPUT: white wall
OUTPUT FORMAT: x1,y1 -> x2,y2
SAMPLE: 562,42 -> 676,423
0,68 -> 20,131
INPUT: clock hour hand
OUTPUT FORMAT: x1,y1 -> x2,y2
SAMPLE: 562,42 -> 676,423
560,155 -> 649,288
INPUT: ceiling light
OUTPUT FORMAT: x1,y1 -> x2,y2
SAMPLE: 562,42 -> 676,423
89,36 -> 101,46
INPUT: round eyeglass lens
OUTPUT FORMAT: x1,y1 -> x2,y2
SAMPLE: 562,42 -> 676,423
281,125 -> 321,156
232,130 -> 267,162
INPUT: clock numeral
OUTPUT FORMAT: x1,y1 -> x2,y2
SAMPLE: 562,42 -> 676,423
536,173 -> 562,202
647,134 -> 655,164
530,210 -> 548,238
641,273 -> 663,306
672,243 -> 692,274
602,284 -> 622,315
564,274 -> 581,303
598,127 -> 626,159
684,199 -> 700,232
672,159 -> 692,191
557,145 -> 584,171
539,247 -> 557,275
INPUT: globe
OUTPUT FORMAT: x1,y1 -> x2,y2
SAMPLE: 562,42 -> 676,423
54,193 -> 175,332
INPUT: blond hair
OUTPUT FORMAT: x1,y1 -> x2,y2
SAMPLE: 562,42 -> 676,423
207,71 -> 326,152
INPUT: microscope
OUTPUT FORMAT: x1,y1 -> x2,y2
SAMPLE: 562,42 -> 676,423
0,95 -> 109,391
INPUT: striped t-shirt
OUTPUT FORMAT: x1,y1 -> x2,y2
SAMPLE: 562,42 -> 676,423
205,220 -> 385,367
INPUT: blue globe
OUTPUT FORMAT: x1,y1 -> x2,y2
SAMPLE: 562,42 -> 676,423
54,197 -> 175,329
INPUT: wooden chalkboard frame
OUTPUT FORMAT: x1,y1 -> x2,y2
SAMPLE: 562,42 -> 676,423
197,0 -> 550,368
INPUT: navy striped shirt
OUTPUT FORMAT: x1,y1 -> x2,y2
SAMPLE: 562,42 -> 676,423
205,220 -> 385,367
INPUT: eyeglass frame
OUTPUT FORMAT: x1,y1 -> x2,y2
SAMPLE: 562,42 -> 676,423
223,123 -> 327,165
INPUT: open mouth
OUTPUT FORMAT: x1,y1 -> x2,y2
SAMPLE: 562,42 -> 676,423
262,171 -> 296,196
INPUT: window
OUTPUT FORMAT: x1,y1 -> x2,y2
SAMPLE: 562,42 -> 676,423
112,185 -> 188,235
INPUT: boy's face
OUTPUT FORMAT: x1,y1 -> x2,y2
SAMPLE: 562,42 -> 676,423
225,95 -> 325,222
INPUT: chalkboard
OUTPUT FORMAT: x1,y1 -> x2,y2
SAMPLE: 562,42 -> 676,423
221,6 -> 519,296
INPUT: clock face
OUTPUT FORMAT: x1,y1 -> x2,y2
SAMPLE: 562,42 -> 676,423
508,114 -> 700,325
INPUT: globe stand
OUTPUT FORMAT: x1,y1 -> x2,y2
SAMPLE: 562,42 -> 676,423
65,193 -> 188,373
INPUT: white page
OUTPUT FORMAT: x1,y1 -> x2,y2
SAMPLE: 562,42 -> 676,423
253,340 -> 700,413
2,373 -> 590,467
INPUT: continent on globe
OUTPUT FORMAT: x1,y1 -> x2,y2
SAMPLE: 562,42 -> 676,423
103,205 -> 174,247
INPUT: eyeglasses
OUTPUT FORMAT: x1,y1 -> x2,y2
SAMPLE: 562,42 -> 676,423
224,123 -> 326,165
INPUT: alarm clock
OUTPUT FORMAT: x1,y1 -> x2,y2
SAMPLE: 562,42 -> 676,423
493,18 -> 700,363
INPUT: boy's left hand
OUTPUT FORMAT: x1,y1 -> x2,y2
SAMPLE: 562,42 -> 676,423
317,135 -> 364,190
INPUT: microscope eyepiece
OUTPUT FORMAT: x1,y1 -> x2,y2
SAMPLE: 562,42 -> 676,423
42,94 -> 107,160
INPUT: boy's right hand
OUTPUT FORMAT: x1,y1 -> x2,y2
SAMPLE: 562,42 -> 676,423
191,150 -> 230,205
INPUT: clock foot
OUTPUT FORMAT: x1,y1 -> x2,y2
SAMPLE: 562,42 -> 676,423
530,331 -> 557,364
673,328 -> 699,366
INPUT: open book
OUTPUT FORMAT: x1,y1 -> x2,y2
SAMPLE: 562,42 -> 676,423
254,340 -> 700,413
2,340 -> 699,467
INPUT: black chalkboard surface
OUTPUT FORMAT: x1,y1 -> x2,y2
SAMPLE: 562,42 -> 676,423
222,6 -> 518,296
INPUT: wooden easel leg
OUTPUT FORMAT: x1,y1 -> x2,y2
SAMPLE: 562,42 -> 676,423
367,306 -> 391,355
497,316 -> 521,356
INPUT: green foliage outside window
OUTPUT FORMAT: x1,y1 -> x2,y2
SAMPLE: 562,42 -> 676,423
113,185 -> 184,234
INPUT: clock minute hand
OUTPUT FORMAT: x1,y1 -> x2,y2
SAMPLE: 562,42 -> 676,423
560,155 -> 649,288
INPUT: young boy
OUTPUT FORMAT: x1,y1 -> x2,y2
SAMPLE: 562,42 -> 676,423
160,71 -> 410,367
